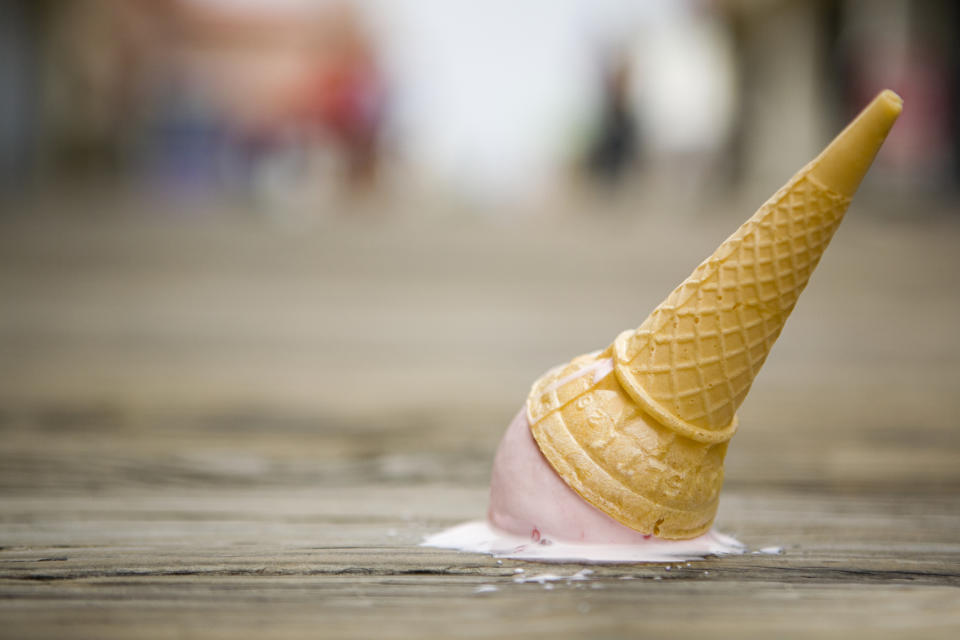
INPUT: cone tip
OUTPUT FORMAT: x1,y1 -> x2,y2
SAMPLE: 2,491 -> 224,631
877,89 -> 904,118
809,89 -> 902,198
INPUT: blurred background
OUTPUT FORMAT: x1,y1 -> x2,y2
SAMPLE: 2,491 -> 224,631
1,0 -> 959,494
3,0 -> 960,210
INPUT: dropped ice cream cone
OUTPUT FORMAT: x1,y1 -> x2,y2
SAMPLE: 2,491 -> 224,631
503,90 -> 902,540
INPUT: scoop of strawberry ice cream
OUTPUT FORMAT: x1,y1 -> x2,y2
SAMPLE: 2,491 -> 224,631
488,408 -> 655,544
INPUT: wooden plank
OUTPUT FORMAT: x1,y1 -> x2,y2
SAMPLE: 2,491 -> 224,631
1,210 -> 959,637
1,485 -> 959,638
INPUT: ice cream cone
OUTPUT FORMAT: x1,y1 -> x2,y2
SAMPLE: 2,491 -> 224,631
525,90 -> 902,539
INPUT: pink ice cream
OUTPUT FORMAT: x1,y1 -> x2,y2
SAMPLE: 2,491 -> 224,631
488,408 -> 656,544
425,401 -> 743,561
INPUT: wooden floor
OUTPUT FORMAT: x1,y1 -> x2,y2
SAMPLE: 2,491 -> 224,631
1,197 -> 959,638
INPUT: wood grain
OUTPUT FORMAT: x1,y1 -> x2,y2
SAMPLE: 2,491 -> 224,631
1,203 -> 959,638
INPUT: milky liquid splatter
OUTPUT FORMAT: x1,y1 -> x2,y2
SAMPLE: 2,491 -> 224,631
422,520 -> 745,563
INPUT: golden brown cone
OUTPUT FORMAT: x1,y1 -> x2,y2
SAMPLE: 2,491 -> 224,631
613,90 -> 903,438
527,90 -> 902,538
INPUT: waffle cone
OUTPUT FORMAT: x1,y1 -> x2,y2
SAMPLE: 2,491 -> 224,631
526,90 -> 902,539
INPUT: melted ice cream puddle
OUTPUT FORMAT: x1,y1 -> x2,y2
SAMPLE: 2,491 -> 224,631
422,520 -> 743,563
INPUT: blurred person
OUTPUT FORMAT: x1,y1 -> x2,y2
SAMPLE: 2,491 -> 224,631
0,0 -> 43,194
35,0 -> 166,183
836,0 -> 958,193
292,3 -> 386,188
584,51 -> 639,186
226,2 -> 387,215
